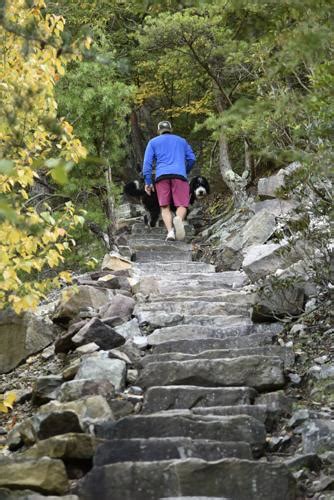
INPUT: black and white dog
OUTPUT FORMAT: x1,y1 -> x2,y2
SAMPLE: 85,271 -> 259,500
124,176 -> 210,227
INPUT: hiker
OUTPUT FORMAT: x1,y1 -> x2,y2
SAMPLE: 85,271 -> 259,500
142,120 -> 196,241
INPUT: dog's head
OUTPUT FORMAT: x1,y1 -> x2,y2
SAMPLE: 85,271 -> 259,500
190,176 -> 210,201
123,180 -> 143,199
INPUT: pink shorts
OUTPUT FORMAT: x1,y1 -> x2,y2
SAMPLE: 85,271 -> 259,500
155,178 -> 190,207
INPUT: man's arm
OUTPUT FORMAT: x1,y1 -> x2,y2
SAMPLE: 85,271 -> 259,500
185,141 -> 196,173
143,141 -> 154,186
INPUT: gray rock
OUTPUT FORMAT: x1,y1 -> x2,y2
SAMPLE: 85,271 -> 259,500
32,376 -> 63,405
0,490 -> 78,500
135,299 -> 251,318
109,399 -> 134,419
75,354 -> 126,391
138,356 -> 285,391
134,250 -> 192,263
191,405 -> 268,424
0,457 -> 69,495
98,295 -> 135,320
258,172 -> 286,198
255,391 -> 292,417
134,262 -> 215,274
53,286 -> 114,324
142,386 -> 257,413
36,396 -> 113,434
114,318 -> 142,340
252,285 -> 304,318
58,379 -> 115,403
75,342 -> 100,354
22,433 -> 104,461
94,438 -> 251,465
221,210 -> 277,269
301,419 -> 334,454
78,458 -> 296,500
71,318 -> 125,350
242,243 -> 286,282
254,199 -> 297,217
284,454 -> 322,472
0,310 -> 54,374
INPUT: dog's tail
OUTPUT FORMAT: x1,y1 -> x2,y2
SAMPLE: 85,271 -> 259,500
124,180 -> 145,199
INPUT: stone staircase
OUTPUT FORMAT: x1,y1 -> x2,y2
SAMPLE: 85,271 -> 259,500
78,222 -> 297,500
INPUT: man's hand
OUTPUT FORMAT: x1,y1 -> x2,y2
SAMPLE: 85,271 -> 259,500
145,184 -> 154,196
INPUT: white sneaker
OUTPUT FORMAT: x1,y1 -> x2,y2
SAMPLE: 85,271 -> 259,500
173,216 -> 185,240
166,229 -> 175,241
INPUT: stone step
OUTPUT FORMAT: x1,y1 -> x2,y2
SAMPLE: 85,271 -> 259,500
133,271 -> 247,291
191,405 -> 268,425
152,332 -> 276,354
134,300 -> 251,319
130,240 -> 192,252
141,346 -> 294,369
134,251 -> 192,263
131,223 -> 194,236
94,437 -> 252,465
147,289 -> 255,304
78,458 -> 296,500
134,262 -> 215,273
136,312 -> 250,329
146,322 -> 282,346
142,386 -> 257,413
137,356 -> 285,391
95,413 -> 266,452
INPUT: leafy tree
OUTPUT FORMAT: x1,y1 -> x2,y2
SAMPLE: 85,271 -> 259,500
0,0 -> 87,312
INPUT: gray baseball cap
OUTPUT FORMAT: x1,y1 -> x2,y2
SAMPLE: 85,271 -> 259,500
157,120 -> 172,134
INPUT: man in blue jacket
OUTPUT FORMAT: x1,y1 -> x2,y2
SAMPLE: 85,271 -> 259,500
143,120 -> 196,241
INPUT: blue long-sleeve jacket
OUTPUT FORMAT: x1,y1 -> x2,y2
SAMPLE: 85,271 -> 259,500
142,134 -> 196,185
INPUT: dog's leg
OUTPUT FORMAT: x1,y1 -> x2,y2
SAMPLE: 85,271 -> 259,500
150,210 -> 160,228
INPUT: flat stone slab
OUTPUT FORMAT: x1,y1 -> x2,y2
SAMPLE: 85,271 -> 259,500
141,346 -> 294,369
94,437 -> 252,465
142,386 -> 257,413
152,333 -> 276,354
146,322 -> 283,346
134,251 -> 192,263
134,262 -> 215,273
129,241 -> 191,251
137,356 -> 285,391
148,289 -> 255,304
78,458 -> 296,500
135,301 -> 251,319
191,405 -> 268,424
137,312 -> 251,329
95,413 -> 266,451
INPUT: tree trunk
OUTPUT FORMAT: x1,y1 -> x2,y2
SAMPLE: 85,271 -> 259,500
104,165 -> 118,251
130,110 -> 145,170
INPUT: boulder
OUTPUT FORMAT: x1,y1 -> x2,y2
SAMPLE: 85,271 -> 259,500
53,286 -> 113,324
71,318 -> 125,350
0,457 -> 69,495
221,210 -> 277,269
75,354 -> 126,391
252,285 -> 305,319
114,318 -> 142,340
32,376 -> 63,405
0,310 -> 54,374
253,199 -> 297,217
22,433 -> 103,461
58,379 -> 115,403
242,243 -> 287,281
257,173 -> 286,199
301,419 -> 334,454
99,295 -> 136,321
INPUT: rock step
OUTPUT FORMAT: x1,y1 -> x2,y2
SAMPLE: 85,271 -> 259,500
134,271 -> 247,289
134,251 -> 192,263
146,322 -> 283,346
142,386 -> 258,413
137,312 -> 250,329
95,414 -> 266,452
147,289 -> 255,304
94,438 -> 252,465
152,333 -> 276,355
191,405 -> 268,425
134,262 -> 215,273
137,356 -> 285,391
130,240 -> 192,252
134,300 -> 251,318
131,222 -> 194,235
141,346 -> 294,369
78,458 -> 296,500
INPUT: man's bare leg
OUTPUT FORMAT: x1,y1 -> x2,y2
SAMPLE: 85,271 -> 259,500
161,205 -> 173,232
176,206 -> 187,221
